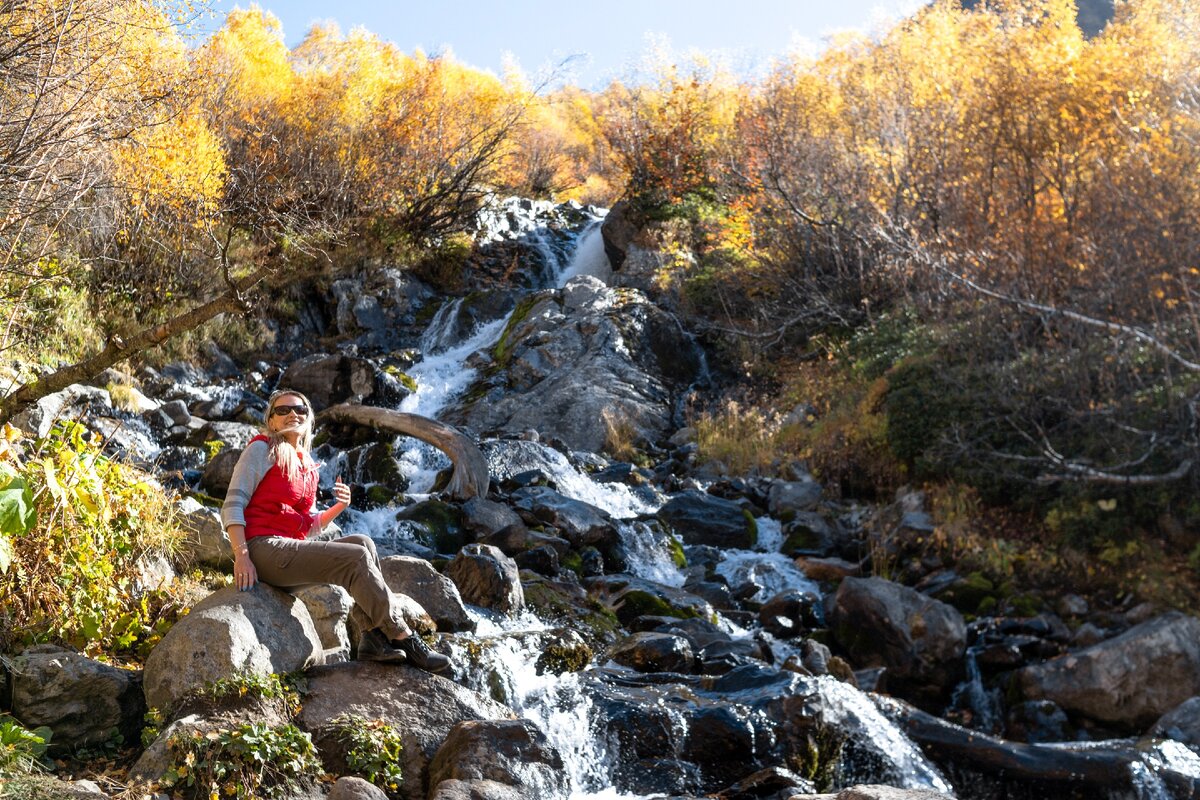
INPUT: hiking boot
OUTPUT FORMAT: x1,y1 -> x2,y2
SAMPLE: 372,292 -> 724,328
357,628 -> 407,664
392,635 -> 451,673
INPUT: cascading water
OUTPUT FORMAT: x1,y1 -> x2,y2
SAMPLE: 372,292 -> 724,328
329,205 -> 973,799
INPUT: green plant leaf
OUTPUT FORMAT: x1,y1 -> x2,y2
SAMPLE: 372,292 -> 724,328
0,466 -> 37,539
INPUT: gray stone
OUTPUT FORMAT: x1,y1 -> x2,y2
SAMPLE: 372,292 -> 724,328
143,584 -> 324,712
768,478 -> 823,516
1016,612 -> 1200,728
379,556 -> 474,633
8,646 -> 145,752
188,420 -> 259,450
428,779 -> 525,800
830,577 -> 966,708
280,353 -> 378,411
447,544 -> 524,615
12,384 -> 111,438
428,719 -> 568,800
447,282 -> 703,452
328,776 -> 389,800
199,446 -> 243,497
175,496 -> 230,567
510,486 -> 615,547
658,490 -> 755,549
293,584 -> 354,663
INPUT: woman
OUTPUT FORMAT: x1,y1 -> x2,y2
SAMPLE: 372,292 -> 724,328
220,389 -> 450,673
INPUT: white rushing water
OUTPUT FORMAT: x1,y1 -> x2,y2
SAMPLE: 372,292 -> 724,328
556,222 -> 612,286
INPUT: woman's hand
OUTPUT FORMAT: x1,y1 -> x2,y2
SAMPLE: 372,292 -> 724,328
333,476 -> 351,508
234,551 -> 258,591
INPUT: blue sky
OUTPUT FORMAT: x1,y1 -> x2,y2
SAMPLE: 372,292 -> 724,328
204,1 -> 925,88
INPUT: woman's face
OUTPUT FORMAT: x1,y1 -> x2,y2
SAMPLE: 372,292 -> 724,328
268,393 -> 311,437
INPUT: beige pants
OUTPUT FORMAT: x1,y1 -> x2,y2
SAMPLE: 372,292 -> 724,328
247,533 -> 411,640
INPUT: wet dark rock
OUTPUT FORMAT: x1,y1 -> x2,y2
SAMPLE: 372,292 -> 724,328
658,490 -> 756,549
1005,700 -> 1072,743
758,590 -> 823,639
155,445 -> 207,474
187,420 -> 259,450
579,546 -> 606,576
428,718 -> 568,800
1149,696 -> 1200,749
447,544 -> 524,615
514,543 -> 559,575
781,511 -> 837,555
8,646 -> 145,753
396,499 -> 466,554
535,629 -> 593,675
340,442 -> 409,495
509,486 -> 616,547
714,766 -> 814,799
829,577 -> 966,709
1015,612 -> 1200,729
685,580 -> 736,611
189,386 -> 263,421
461,497 -> 525,538
609,632 -> 696,674
590,575 -> 715,626
600,199 -> 640,270
481,523 -> 530,555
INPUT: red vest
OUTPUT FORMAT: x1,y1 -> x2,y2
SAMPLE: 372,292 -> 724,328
243,434 -> 320,541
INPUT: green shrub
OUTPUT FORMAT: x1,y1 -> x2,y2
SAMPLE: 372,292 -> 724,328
162,722 -> 322,800
0,421 -> 186,657
329,714 -> 404,794
0,717 -> 51,777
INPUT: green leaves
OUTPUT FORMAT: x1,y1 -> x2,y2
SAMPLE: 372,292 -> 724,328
0,465 -> 37,575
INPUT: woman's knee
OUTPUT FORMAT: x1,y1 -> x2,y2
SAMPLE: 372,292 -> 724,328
338,534 -> 378,559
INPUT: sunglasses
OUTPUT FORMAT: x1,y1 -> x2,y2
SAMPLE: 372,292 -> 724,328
270,404 -> 309,418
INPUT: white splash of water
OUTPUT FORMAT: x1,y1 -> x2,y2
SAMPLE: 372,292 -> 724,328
714,549 -> 822,603
618,521 -> 686,588
1130,761 -> 1172,800
754,516 -> 784,553
557,222 -> 612,286
828,681 -> 956,795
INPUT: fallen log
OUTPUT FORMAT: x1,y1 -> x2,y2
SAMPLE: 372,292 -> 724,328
318,404 -> 490,500
874,695 -> 1165,792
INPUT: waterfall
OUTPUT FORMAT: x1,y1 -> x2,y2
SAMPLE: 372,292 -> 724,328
556,222 -> 612,286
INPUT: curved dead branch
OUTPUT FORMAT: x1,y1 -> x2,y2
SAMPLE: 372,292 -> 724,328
318,404 -> 490,500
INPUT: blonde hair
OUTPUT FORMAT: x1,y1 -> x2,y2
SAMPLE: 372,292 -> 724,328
263,389 -> 315,480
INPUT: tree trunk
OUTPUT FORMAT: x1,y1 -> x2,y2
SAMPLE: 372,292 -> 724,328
317,404 -> 490,500
0,268 -> 269,427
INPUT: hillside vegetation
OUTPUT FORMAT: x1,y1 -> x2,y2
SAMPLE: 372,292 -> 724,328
2,0 -> 1199,656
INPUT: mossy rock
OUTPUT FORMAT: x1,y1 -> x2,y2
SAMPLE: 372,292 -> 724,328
937,571 -> 999,614
395,499 -> 465,554
560,551 -> 584,576
535,638 -> 594,676
522,579 -> 623,647
364,484 -> 400,508
1006,593 -> 1043,618
382,365 -> 419,392
667,537 -> 687,570
743,510 -> 758,548
613,589 -> 699,625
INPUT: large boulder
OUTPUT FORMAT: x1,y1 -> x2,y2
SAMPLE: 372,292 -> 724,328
379,556 -> 475,632
427,719 -> 568,800
608,632 -> 695,674
279,353 -> 377,411
11,384 -> 111,438
7,646 -> 145,752
143,585 -> 324,712
446,277 -> 703,452
297,662 -> 512,800
829,577 -> 966,708
509,486 -> 615,547
1015,612 -> 1200,729
446,544 -> 524,615
657,490 -> 756,549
